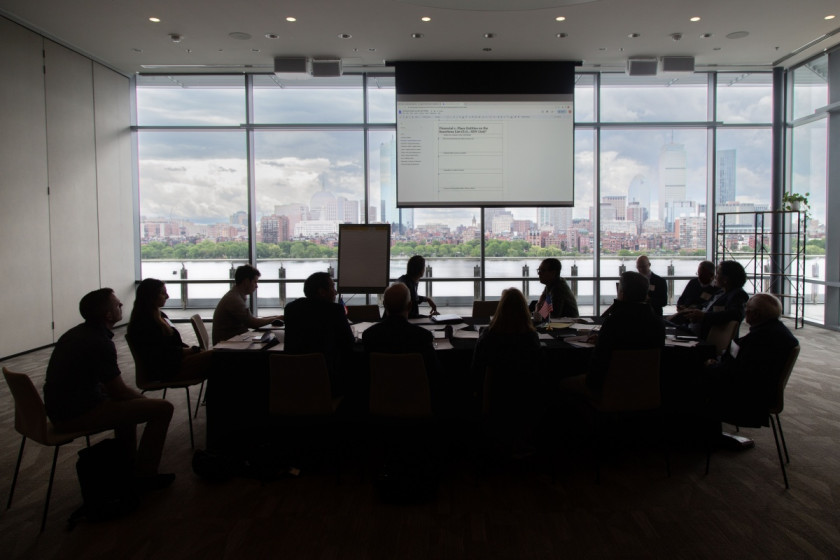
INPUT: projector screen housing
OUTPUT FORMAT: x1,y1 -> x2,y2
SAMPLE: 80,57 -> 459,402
394,61 -> 578,208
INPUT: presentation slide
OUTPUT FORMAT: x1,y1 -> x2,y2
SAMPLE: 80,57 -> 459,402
397,96 -> 574,207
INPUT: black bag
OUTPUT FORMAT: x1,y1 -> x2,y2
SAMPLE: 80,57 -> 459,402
68,438 -> 139,528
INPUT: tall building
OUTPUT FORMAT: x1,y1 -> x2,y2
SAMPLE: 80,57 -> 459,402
659,142 -> 687,225
602,195 -> 627,220
627,174 -> 650,212
229,210 -> 247,226
717,149 -> 737,204
537,207 -> 573,232
310,187 -> 337,221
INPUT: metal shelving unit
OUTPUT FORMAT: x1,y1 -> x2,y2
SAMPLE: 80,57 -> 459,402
715,210 -> 805,329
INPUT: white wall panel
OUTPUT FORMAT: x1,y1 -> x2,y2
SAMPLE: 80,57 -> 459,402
93,64 -> 135,315
44,41 -> 100,338
0,19 -> 54,356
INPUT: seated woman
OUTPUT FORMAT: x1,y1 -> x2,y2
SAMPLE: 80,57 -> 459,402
126,278 -> 212,382
472,287 -> 544,452
679,260 -> 749,339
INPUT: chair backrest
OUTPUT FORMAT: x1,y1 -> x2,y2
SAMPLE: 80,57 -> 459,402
768,345 -> 800,415
190,314 -> 211,350
268,353 -> 334,416
369,352 -> 431,418
706,320 -> 739,356
3,367 -> 50,444
599,348 -> 662,412
346,305 -> 381,323
471,300 -> 499,318
123,333 -> 154,389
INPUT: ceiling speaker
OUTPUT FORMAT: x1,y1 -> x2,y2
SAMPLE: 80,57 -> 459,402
273,57 -> 310,75
312,58 -> 343,77
660,56 -> 695,73
626,57 -> 658,76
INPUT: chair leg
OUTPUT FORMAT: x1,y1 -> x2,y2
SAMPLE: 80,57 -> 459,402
184,387 -> 195,449
769,414 -> 790,490
7,436 -> 26,509
775,413 -> 790,464
41,446 -> 60,532
162,388 -> 168,399
193,381 -> 205,419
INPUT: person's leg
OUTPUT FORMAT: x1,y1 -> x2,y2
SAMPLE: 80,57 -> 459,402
55,397 -> 174,476
171,350 -> 213,382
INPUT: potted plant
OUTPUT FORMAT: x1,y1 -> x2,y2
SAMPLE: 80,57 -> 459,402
783,191 -> 809,216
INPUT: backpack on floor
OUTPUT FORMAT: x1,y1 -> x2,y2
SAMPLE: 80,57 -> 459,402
68,438 -> 139,528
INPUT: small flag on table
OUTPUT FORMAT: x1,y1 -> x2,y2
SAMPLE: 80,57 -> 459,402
538,293 -> 553,319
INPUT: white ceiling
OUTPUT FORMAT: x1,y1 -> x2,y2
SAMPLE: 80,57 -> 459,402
1,0 -> 838,76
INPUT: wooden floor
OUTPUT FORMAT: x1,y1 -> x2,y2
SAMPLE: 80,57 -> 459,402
2,320 -> 840,559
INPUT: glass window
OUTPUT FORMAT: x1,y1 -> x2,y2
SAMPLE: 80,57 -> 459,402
574,73 -> 595,123
137,130 -> 248,308
600,73 -> 708,122
252,75 -> 363,124
791,56 -> 829,121
716,72 -> 773,124
253,130 -> 365,304
136,75 -> 245,126
366,75 -> 395,123
715,128 -> 773,209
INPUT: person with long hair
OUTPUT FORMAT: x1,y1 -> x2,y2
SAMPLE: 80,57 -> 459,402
680,260 -> 749,338
471,288 -> 543,453
127,278 -> 212,382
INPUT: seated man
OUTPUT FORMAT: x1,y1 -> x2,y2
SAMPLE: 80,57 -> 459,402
211,264 -> 282,345
531,258 -> 579,320
705,293 -> 799,426
635,255 -> 668,316
284,272 -> 355,393
559,272 -> 665,399
677,260 -> 719,311
362,282 -> 440,378
679,260 -> 749,338
43,288 -> 175,488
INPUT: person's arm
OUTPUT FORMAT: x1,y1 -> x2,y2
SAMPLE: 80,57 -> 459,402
423,296 -> 438,315
103,375 -> 144,401
245,314 -> 282,329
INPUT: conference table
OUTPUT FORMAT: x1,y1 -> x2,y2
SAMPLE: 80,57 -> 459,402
205,316 -> 715,452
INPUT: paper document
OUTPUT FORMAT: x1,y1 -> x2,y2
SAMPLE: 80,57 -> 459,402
571,323 -> 599,331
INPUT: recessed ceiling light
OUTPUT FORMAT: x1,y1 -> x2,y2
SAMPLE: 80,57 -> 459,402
132,48 -> 143,53
265,33 -> 279,39
690,16 -> 701,22
338,33 -> 352,39
286,17 -> 296,22
713,47 -> 722,51
726,31 -> 749,39
411,33 -> 424,39
484,33 -> 496,39
483,48 -> 492,52
421,16 -> 431,22
599,47 -> 607,51
700,33 -> 713,38
555,16 -> 566,22
826,15 -> 836,20
149,17 -> 160,23
229,32 -> 251,40
251,48 -> 260,52
627,33 -> 640,38
556,33 -> 568,38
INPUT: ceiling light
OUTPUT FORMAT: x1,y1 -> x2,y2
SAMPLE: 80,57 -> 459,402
483,48 -> 492,52
411,33 -> 424,39
484,33 -> 496,39
265,33 -> 279,39
338,33 -> 352,39
726,31 -> 749,39
555,16 -> 566,22
149,17 -> 160,23
556,33 -> 568,38
628,33 -> 640,38
826,15 -> 836,20
169,34 -> 182,43
229,32 -> 251,40
421,16 -> 431,22
286,17 -> 296,22
132,48 -> 143,53
251,48 -> 260,52
690,16 -> 701,22
700,33 -> 713,38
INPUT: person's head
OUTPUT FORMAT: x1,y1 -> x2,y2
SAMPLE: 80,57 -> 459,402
406,255 -> 426,280
131,278 -> 167,322
537,258 -> 561,286
383,282 -> 411,317
618,271 -> 650,303
79,288 -> 122,327
745,293 -> 782,326
716,260 -> 747,291
697,260 -> 716,284
234,264 -> 261,294
303,271 -> 337,302
636,255 -> 651,276
487,287 -> 535,335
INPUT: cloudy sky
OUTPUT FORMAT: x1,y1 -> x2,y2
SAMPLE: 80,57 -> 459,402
136,75 -> 825,229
